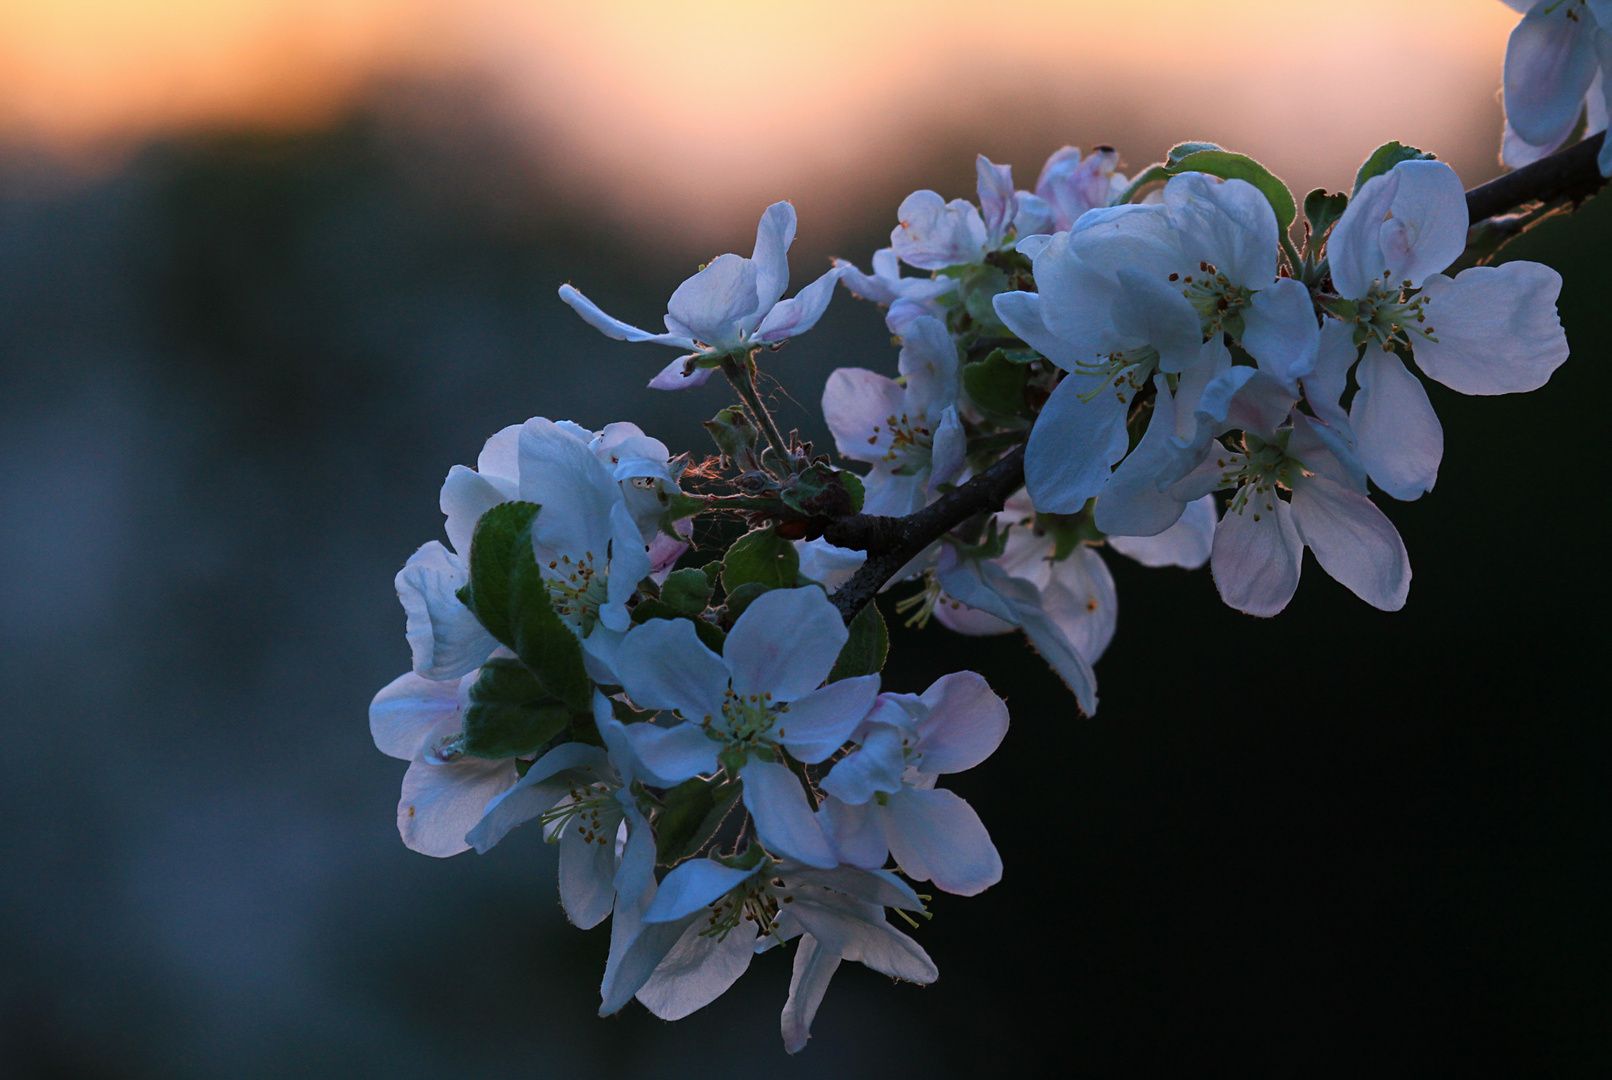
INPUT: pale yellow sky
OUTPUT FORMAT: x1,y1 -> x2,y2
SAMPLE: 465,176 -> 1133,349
0,1 -> 1520,238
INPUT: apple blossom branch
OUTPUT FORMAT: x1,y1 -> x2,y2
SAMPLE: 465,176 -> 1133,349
821,135 -> 1608,625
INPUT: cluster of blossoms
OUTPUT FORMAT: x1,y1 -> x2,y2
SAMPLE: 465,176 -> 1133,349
374,20 -> 1585,1046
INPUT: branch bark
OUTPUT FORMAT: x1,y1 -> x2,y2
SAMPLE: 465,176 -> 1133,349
824,445 -> 1024,620
1465,131 -> 1607,224
823,134 -> 1608,624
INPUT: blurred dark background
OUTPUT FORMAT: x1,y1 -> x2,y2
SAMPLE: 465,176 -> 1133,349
1,73 -> 1608,1079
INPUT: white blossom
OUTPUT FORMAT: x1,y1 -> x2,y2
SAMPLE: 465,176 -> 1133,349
559,202 -> 843,389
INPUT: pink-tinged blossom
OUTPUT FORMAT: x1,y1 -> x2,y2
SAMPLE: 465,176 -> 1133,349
1024,145 -> 1128,233
822,316 -> 966,516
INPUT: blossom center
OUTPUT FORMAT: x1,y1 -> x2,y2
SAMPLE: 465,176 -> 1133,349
701,878 -> 791,942
540,783 -> 620,845
708,688 -> 788,748
1213,436 -> 1307,522
1353,275 -> 1437,352
867,411 -> 933,471
1172,262 -> 1252,335
544,551 -> 609,635
1075,346 -> 1159,403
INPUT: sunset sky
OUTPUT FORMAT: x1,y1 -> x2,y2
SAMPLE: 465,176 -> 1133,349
0,1 -> 1521,237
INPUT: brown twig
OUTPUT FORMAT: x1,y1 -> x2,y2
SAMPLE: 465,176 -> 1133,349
824,446 -> 1025,621
1465,132 -> 1607,224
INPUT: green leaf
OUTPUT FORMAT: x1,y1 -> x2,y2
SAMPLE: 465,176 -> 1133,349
831,601 -> 888,682
1164,145 -> 1296,231
963,349 -> 1032,424
630,595 -> 727,652
961,266 -> 1010,331
780,462 -> 861,519
1353,142 -> 1435,195
660,568 -> 712,615
659,491 -> 705,538
704,406 -> 760,469
456,500 -> 540,645
1111,163 -> 1169,207
692,618 -> 727,653
462,658 -> 573,759
723,581 -> 771,623
457,501 -> 592,713
1303,188 -> 1349,241
1166,141 -> 1224,167
722,527 -> 800,592
700,561 -> 724,585
838,470 -> 865,515
654,779 -> 741,866
630,598 -> 682,623
1036,504 -> 1103,560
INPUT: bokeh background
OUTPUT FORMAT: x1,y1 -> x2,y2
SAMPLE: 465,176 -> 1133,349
1,2 -> 1607,1076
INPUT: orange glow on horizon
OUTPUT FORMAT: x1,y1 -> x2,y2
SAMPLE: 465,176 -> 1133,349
0,1 -> 1520,239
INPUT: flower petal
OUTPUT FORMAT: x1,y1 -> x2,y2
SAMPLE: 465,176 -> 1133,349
822,367 -> 907,463
898,315 -> 961,419
821,796 -> 890,868
1024,376 -> 1129,513
598,887 -> 699,1016
635,918 -> 758,1020
467,742 -> 612,853
1291,474 -> 1411,612
992,289 -> 1088,372
776,675 -> 880,765
1039,546 -> 1119,666
1302,319 -> 1360,433
1096,376 -> 1190,537
1108,495 -> 1217,569
1211,497 -> 1303,617
557,284 -> 698,349
395,542 -> 497,681
975,154 -> 1017,244
882,787 -> 1002,896
644,857 -> 760,923
600,715 -> 719,788
754,265 -> 845,343
441,463 -> 516,558
370,670 -> 463,761
914,671 -> 1009,775
517,417 -> 617,555
741,759 -> 839,868
560,814 -> 622,930
646,354 -> 717,391
750,201 -> 797,314
1414,263 -> 1570,395
726,586 -> 848,701
397,757 -> 518,858
1351,350 -> 1443,501
784,888 -> 936,983
1242,277 -> 1320,388
781,934 -> 842,1054
615,618 -> 730,721
820,723 -> 907,805
794,539 -> 866,589
1504,2 -> 1600,147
